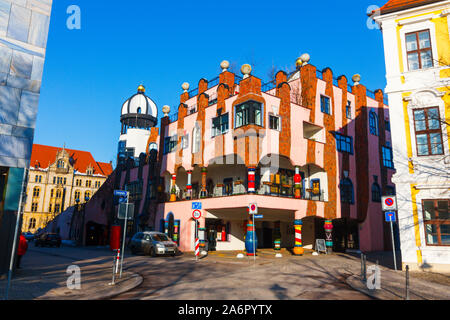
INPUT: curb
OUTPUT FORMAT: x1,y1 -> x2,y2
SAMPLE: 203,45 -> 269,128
89,272 -> 144,300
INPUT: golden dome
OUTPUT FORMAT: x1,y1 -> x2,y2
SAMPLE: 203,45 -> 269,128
137,85 -> 145,93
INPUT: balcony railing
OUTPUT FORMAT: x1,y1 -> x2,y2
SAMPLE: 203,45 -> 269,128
161,184 -> 325,203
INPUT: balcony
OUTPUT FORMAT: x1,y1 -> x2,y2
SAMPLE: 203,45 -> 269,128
161,182 -> 325,203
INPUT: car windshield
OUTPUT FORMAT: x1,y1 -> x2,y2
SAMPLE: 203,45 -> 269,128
152,234 -> 170,242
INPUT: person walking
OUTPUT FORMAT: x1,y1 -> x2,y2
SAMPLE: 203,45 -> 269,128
16,233 -> 28,269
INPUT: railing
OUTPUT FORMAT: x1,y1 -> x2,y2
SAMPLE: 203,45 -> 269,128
316,69 -> 323,79
168,113 -> 178,123
188,87 -> 198,98
333,77 -> 339,87
208,76 -> 219,88
366,89 -> 376,100
161,186 -> 325,203
261,80 -> 276,92
234,74 -> 243,84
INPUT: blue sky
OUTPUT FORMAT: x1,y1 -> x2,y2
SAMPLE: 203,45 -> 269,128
35,0 -> 388,166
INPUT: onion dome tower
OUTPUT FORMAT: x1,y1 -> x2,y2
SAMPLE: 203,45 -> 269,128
118,85 -> 158,165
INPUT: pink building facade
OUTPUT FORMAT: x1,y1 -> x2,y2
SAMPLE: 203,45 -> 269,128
152,60 -> 396,254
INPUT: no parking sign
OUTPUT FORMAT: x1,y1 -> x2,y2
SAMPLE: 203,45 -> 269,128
382,196 -> 397,211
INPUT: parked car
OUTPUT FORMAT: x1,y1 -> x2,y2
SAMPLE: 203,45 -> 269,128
23,232 -> 35,241
130,231 -> 178,257
35,233 -> 62,248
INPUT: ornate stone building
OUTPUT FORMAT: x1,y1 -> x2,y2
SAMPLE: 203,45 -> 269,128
22,144 -> 113,234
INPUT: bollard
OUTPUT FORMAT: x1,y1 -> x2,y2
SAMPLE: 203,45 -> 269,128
405,265 -> 410,300
109,252 -> 117,286
115,249 -> 121,274
360,253 -> 364,280
363,254 -> 367,282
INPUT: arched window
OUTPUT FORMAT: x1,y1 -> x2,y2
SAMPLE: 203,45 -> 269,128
340,178 -> 354,204
74,190 -> 81,201
28,218 -> 36,230
369,111 -> 379,136
85,191 -> 91,201
33,187 -> 40,198
137,107 -> 142,114
57,159 -> 65,168
372,183 -> 381,202
56,190 -> 62,199
50,189 -> 54,198
192,122 -> 201,154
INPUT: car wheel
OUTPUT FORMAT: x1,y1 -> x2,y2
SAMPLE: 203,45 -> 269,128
150,247 -> 157,257
131,246 -> 137,255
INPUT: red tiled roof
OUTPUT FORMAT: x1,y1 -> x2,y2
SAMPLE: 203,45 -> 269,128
96,162 -> 114,176
376,0 -> 445,15
30,144 -> 113,176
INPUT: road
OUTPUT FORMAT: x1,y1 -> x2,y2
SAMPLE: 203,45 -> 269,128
3,245 -> 373,300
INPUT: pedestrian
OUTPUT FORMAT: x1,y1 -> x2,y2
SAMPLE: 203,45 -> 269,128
16,233 -> 28,269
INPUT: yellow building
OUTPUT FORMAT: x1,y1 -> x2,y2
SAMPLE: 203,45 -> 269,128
22,144 -> 113,234
372,0 -> 450,271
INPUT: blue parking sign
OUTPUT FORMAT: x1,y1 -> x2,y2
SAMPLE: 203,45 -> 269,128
192,202 -> 202,210
385,211 -> 396,222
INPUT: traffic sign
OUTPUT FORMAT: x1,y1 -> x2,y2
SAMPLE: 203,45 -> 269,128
249,203 -> 258,215
192,209 -> 202,220
114,190 -> 128,197
254,215 -> 264,219
385,211 -> 396,222
382,196 -> 397,211
192,202 -> 202,210
118,203 -> 134,220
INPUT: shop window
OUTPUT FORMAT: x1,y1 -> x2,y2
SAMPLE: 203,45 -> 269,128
423,199 -> 449,246
269,169 -> 294,197
223,178 -> 233,196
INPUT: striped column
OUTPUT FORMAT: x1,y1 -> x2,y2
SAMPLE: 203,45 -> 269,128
324,220 -> 333,253
294,166 -> 301,199
170,174 -> 177,202
195,238 -> 200,257
293,219 -> 304,255
186,170 -> 192,200
273,221 -> 281,251
247,167 -> 256,194
200,167 -> 207,198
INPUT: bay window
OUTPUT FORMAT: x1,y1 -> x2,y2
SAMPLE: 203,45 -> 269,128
235,101 -> 263,128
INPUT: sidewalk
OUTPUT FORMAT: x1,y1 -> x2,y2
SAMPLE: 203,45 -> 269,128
345,261 -> 450,300
0,246 -> 143,300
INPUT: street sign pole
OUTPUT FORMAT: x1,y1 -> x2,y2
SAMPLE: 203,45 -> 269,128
119,191 -> 129,278
252,212 -> 256,266
390,219 -> 397,271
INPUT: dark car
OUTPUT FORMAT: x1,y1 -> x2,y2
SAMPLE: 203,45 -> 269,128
35,233 -> 61,247
23,232 -> 35,241
130,231 -> 178,257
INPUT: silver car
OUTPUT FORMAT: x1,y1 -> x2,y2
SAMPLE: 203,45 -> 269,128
130,231 -> 178,257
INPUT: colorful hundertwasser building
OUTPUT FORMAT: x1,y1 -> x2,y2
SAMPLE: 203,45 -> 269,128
372,0 -> 450,271
77,55 -> 399,255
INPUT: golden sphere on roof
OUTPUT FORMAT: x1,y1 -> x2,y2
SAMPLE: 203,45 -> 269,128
137,85 -> 145,93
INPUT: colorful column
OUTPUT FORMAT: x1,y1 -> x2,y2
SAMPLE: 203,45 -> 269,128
200,167 -> 207,198
273,221 -> 281,251
247,167 -> 256,194
245,219 -> 258,256
186,170 -> 192,200
294,166 -> 302,199
170,174 -> 177,202
293,219 -> 304,255
325,220 -> 333,253
173,220 -> 180,245
164,220 -> 169,234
